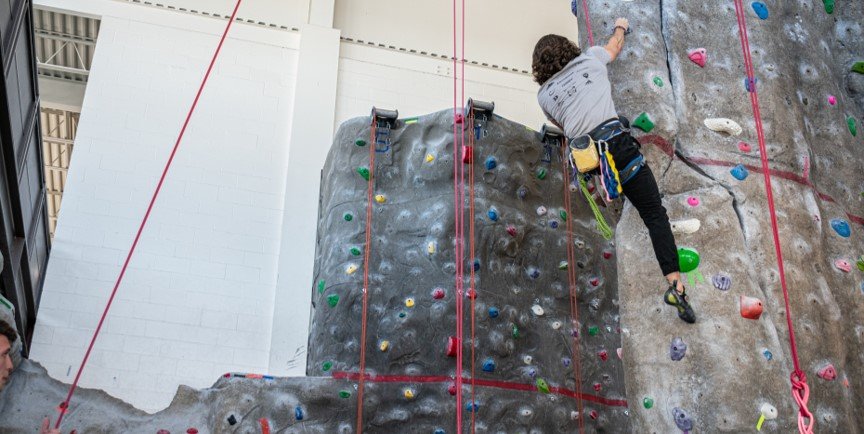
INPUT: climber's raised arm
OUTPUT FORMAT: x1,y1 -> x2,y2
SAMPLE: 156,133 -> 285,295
604,17 -> 629,62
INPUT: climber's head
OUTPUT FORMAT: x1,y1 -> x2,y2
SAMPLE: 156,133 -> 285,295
0,319 -> 16,390
532,34 -> 581,86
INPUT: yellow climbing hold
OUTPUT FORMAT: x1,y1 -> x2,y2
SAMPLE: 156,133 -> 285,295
403,388 -> 415,399
375,194 -> 386,204
427,241 -> 436,254
425,153 -> 435,163
379,340 -> 390,352
346,264 -> 358,275
405,297 -> 415,308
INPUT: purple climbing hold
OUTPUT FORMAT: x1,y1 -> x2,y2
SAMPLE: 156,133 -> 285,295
673,407 -> 694,431
570,0 -> 578,16
730,164 -> 749,180
670,337 -> 687,361
562,357 -> 571,367
517,186 -> 528,199
744,76 -> 758,92
712,274 -> 732,291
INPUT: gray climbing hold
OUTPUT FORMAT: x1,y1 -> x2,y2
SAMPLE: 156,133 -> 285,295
673,407 -> 694,431
712,274 -> 731,291
670,337 -> 687,361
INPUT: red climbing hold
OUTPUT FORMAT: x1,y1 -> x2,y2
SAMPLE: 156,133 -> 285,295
462,145 -> 473,164
589,277 -> 600,287
186,429 -> 198,434
818,364 -> 837,381
740,295 -> 764,320
454,113 -> 464,124
506,225 -> 517,237
448,383 -> 457,395
602,251 -> 613,259
598,350 -> 608,361
446,336 -> 459,357
466,289 -> 477,299
259,418 -> 271,434
688,48 -> 707,67
432,288 -> 445,299
738,141 -> 752,152
589,410 -> 599,420
593,383 -> 602,392
157,431 -> 170,434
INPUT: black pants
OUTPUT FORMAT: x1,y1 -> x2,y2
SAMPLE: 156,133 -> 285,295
607,133 -> 680,276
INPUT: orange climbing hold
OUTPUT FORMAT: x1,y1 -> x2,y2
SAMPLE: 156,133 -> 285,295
740,295 -> 764,320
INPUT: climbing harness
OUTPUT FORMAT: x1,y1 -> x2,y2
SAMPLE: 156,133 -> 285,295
732,1 -> 813,432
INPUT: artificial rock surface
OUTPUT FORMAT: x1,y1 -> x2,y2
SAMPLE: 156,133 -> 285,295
1,1 -> 863,433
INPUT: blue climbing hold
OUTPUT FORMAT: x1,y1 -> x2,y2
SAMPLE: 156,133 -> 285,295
673,407 -> 694,431
744,76 -> 758,93
570,0 -> 578,16
295,406 -> 304,420
730,164 -> 749,180
670,337 -> 687,361
528,267 -> 540,279
488,307 -> 499,318
466,402 -> 479,412
549,220 -> 559,229
482,358 -> 496,372
752,2 -> 768,19
488,207 -> 499,221
434,429 -> 446,434
830,218 -> 851,238
473,258 -> 481,271
762,349 -> 773,361
485,156 -> 497,170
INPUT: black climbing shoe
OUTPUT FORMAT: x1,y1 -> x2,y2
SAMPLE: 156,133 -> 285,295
664,280 -> 696,324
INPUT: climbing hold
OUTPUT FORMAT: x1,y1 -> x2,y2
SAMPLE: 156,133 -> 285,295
398,311 -> 406,318
704,117 -> 743,135
465,402 -> 479,413
517,185 -> 528,199
317,280 -> 326,294
343,212 -> 353,221
187,429 -> 199,434
687,48 -> 707,68
835,258 -> 852,273
482,358 -> 496,372
562,357 -> 571,367
488,307 -> 499,318
427,241 -> 436,254
536,378 -> 550,394
616,348 -> 623,359
589,410 -> 599,420
762,349 -> 772,361
512,324 -> 520,339
355,139 -> 366,147
738,141 -> 752,152
473,258 -> 480,271
830,219 -> 851,237
827,95 -> 837,106
537,168 -> 547,180
588,326 -> 600,336
405,297 -> 415,308
527,267 -> 540,279
403,388 -> 415,400
751,2 -> 769,19
598,350 -> 609,361
740,295 -> 764,320
536,206 -> 547,216
686,196 -> 700,207
653,76 -> 664,87
349,247 -> 361,256
531,305 -> 544,316
592,383 -> 602,392
433,429 -> 445,434
357,167 -> 370,181
670,218 -> 701,235
484,156 -> 497,170
432,288 -> 445,299
446,336 -> 459,357
523,355 -> 533,365
632,112 -> 655,132
677,248 -> 701,273
466,289 -> 477,300
227,414 -> 238,425
602,250 -> 613,259
488,207 -> 499,221
712,274 -> 732,291
673,407 -> 694,432
346,264 -> 358,275
856,255 -> 864,272
822,0 -> 834,13
756,403 -> 777,431
425,153 -> 435,163
339,390 -> 351,399
731,164 -> 749,181
848,116 -> 858,136
462,145 -> 472,164
559,210 -> 568,221
818,363 -> 837,381
558,261 -> 568,270
670,337 -> 687,361
295,406 -> 304,421
378,340 -> 390,352
744,76 -> 758,93
322,361 -> 333,371
549,220 -> 559,229
552,321 -> 562,330
643,397 -> 654,409
852,61 -> 864,74
374,194 -> 386,204
589,277 -> 600,287
326,294 -> 339,308
506,225 -> 517,237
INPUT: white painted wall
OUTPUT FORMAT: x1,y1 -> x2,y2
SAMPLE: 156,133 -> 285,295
31,0 -> 564,413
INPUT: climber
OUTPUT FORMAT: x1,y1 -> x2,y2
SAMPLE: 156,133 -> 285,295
531,19 -> 695,323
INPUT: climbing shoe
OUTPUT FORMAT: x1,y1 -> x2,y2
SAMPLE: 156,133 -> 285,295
663,280 -> 696,324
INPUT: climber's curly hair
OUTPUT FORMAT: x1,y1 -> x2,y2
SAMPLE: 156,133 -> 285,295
532,34 -> 581,86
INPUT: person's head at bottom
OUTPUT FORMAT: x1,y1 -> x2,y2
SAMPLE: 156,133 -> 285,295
0,319 -> 16,392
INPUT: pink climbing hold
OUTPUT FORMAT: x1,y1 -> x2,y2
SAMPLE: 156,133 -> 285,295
687,196 -> 700,207
738,141 -> 752,152
835,259 -> 852,273
688,48 -> 707,67
506,225 -> 517,237
432,288 -> 445,299
589,277 -> 600,287
818,364 -> 837,381
828,95 -> 837,106
740,295 -> 764,320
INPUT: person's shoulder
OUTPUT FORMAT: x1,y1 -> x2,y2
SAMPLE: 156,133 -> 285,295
585,46 -> 611,64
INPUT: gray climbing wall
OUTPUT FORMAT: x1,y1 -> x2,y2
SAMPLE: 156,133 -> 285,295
591,0 -> 864,432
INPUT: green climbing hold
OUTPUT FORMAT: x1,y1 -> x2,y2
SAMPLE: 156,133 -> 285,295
349,247 -> 362,256
327,294 -> 339,307
588,326 -> 599,336
677,247 -> 701,273
536,378 -> 551,394
856,255 -> 864,272
357,167 -> 370,181
512,325 -> 520,339
852,61 -> 864,75
643,397 -> 654,409
339,390 -> 351,398
317,280 -> 326,294
537,168 -> 547,180
559,210 -> 568,221
848,116 -> 858,137
322,361 -> 332,371
558,261 -> 568,270
343,213 -> 353,222
355,139 -> 367,147
823,0 -> 834,13
652,76 -> 664,87
633,112 -> 655,132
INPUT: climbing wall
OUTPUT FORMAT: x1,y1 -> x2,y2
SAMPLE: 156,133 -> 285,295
590,0 -> 864,432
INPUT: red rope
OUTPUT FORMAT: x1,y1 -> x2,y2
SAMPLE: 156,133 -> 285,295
355,119 -> 377,433
732,2 -> 813,432
468,112 -> 477,433
581,0 -> 594,46
53,1 -> 243,428
561,139 -> 586,433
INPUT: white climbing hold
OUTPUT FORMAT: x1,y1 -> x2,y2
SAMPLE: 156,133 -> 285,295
670,218 -> 701,235
704,118 -> 743,136
551,321 -> 562,330
536,206 -> 547,216
531,305 -> 545,316
523,355 -> 533,365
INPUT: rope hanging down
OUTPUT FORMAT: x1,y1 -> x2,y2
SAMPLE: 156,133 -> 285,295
731,1 -> 813,433
53,0 -> 244,429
